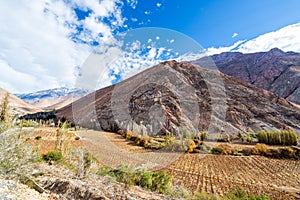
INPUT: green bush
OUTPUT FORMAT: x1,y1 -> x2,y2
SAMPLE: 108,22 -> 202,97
75,136 -> 80,140
42,151 -> 63,162
35,135 -> 42,140
224,188 -> 269,200
200,131 -> 209,141
98,165 -> 173,194
256,130 -> 298,146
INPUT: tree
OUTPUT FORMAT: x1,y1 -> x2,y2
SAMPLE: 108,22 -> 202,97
0,92 -> 11,132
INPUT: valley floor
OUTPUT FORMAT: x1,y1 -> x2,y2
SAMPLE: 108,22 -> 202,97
1,127 -> 299,200
77,130 -> 300,200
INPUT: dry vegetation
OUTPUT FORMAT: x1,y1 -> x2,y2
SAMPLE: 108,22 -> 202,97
0,95 -> 299,200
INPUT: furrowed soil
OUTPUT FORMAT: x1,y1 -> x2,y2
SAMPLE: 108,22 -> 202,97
76,130 -> 300,200
21,127 -> 300,200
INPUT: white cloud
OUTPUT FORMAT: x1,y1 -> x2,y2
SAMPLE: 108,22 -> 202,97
148,47 -> 157,59
0,0 -> 126,93
237,22 -> 300,53
144,11 -> 151,15
126,0 -> 138,9
205,40 -> 246,55
131,18 -> 138,22
232,32 -> 238,38
156,3 -> 162,8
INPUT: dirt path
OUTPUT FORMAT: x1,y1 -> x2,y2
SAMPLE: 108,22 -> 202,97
76,130 -> 183,169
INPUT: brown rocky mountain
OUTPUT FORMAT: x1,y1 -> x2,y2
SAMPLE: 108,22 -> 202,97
56,60 -> 300,136
193,48 -> 300,104
0,88 -> 41,114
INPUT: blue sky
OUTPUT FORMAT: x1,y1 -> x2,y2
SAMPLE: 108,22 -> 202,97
0,0 -> 300,93
123,0 -> 300,47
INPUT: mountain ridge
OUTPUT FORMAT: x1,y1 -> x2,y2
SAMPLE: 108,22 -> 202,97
55,60 -> 300,135
15,87 -> 88,110
193,48 -> 300,104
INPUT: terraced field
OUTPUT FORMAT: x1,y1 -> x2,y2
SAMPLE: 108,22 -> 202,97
77,130 -> 300,200
167,154 -> 300,199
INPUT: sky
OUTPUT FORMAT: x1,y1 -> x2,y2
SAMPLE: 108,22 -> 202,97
1,0 -> 300,93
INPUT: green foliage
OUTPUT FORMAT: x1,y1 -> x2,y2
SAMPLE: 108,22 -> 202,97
197,143 -> 211,153
42,150 -> 63,162
173,186 -> 268,200
200,131 -> 209,141
224,188 -> 269,200
256,130 -> 298,146
97,165 -> 173,194
75,136 -> 80,140
35,135 -> 42,140
216,134 -> 230,142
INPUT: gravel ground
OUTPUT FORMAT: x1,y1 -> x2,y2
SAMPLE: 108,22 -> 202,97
0,179 -> 56,200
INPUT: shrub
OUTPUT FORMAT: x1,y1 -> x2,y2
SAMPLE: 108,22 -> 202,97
211,146 -> 223,154
98,165 -> 173,194
200,131 -> 209,141
35,136 -> 42,140
216,134 -> 230,142
197,143 -> 211,153
278,147 -> 295,159
225,188 -> 269,200
187,140 -> 196,153
246,134 -> 252,143
211,144 -> 232,155
42,151 -> 63,162
252,143 -> 269,155
256,129 -> 298,146
75,136 -> 80,140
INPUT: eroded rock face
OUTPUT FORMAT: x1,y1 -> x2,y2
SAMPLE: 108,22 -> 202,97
56,60 -> 300,135
193,48 -> 300,104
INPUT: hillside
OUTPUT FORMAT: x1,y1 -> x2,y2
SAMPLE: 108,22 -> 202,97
0,88 -> 41,114
56,60 -> 300,135
193,48 -> 300,104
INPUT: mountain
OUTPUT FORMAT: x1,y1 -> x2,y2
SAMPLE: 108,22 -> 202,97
55,61 -> 300,135
15,87 -> 87,110
0,88 -> 41,114
193,48 -> 300,104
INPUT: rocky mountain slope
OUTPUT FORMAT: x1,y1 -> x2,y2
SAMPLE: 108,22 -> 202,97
15,87 -> 87,110
0,88 -> 41,114
56,61 -> 300,135
193,48 -> 300,104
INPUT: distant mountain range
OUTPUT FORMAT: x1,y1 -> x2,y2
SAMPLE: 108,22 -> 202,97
193,48 -> 300,105
0,88 -> 41,114
15,87 -> 87,110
